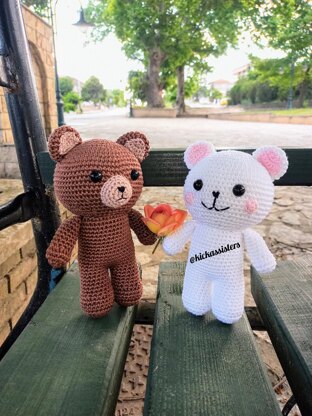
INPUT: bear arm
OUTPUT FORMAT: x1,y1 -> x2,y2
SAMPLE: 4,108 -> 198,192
163,220 -> 196,256
128,209 -> 157,245
46,216 -> 81,268
243,228 -> 276,274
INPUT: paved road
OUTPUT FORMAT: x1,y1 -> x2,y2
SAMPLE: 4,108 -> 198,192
65,108 -> 312,149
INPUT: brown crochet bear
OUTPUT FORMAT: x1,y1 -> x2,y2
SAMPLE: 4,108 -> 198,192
46,126 -> 156,317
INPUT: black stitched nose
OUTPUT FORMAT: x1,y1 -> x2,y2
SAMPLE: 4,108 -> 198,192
212,191 -> 220,198
118,186 -> 125,193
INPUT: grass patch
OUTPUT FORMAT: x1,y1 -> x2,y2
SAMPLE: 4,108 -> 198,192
271,108 -> 312,116
243,108 -> 312,116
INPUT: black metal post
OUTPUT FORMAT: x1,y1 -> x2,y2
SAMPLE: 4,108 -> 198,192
55,58 -> 65,126
49,0 -> 65,126
287,59 -> 295,110
0,0 -> 61,358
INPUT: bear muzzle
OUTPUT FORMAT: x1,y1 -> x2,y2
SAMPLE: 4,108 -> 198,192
100,175 -> 133,208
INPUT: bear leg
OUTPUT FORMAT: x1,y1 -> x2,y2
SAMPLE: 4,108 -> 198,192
211,277 -> 244,324
182,270 -> 212,316
110,261 -> 143,306
79,263 -> 114,318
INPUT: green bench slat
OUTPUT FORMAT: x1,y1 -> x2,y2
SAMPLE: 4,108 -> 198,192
0,263 -> 136,416
251,257 -> 312,416
144,261 -> 280,416
37,148 -> 312,187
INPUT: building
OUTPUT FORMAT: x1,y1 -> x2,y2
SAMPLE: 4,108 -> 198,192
233,63 -> 251,80
208,79 -> 233,97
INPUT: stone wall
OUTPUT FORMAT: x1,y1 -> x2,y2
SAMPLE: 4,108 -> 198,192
0,6 -> 57,178
0,180 -> 76,345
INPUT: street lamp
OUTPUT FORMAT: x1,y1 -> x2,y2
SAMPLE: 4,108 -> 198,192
49,2 -> 93,126
49,0 -> 65,126
287,58 -> 295,110
73,8 -> 94,34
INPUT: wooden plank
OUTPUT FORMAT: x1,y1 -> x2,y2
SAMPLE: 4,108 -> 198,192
144,261 -> 280,416
0,263 -> 136,416
135,301 -> 265,330
251,257 -> 312,416
37,148 -> 312,187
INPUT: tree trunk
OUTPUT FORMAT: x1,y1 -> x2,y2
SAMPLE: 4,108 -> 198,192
146,49 -> 165,108
298,66 -> 310,108
176,65 -> 185,115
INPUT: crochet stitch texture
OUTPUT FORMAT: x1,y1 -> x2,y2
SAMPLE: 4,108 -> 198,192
46,126 -> 156,318
163,142 -> 288,324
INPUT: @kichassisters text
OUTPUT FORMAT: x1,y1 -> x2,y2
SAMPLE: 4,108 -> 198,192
190,242 -> 241,264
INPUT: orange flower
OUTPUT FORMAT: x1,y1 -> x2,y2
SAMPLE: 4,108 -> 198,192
143,204 -> 187,237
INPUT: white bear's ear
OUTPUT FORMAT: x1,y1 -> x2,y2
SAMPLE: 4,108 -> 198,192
253,146 -> 288,181
184,141 -> 215,169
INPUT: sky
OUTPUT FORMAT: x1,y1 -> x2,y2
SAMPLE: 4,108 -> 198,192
54,0 -> 285,89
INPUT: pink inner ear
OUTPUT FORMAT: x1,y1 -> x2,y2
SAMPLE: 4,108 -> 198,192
256,149 -> 284,178
124,138 -> 146,161
186,142 -> 214,167
59,132 -> 81,155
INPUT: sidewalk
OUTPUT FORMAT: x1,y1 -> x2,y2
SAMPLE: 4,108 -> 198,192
65,110 -> 312,149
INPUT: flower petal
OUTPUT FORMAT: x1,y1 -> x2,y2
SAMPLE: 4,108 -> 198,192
158,223 -> 177,237
144,205 -> 155,218
153,204 -> 173,216
173,209 -> 188,224
152,212 -> 171,227
143,219 -> 161,234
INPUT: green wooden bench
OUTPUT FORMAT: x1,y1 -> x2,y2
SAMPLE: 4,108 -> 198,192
0,3 -> 311,415
1,148 -> 312,416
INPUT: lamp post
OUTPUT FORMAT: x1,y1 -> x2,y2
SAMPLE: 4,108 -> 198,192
287,58 -> 295,110
49,0 -> 65,126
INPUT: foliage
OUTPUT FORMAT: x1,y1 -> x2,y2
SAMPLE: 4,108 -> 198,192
163,69 -> 200,105
81,76 -> 106,105
209,88 -> 223,102
63,91 -> 82,113
59,76 -> 74,97
128,71 -> 148,104
104,89 -> 127,107
22,0 -> 49,18
229,55 -> 312,106
85,0 -> 252,108
248,0 -> 312,62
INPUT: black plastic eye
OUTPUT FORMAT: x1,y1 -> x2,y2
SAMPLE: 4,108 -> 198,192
232,184 -> 245,197
131,169 -> 140,181
90,170 -> 103,183
193,179 -> 203,191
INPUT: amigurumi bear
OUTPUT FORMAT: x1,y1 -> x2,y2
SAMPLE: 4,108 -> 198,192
163,142 -> 288,324
46,126 -> 156,317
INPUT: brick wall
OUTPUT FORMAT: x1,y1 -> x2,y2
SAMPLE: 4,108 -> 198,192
0,192 -> 77,346
0,6 -> 57,178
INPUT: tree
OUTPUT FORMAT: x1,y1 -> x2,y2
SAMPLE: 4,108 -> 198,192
59,76 -> 74,97
248,0 -> 312,106
162,0 -> 250,113
209,88 -> 223,102
104,89 -> 127,107
81,76 -> 106,106
63,91 -> 82,113
229,55 -> 312,106
86,1 -> 252,109
164,70 -> 200,107
128,71 -> 148,104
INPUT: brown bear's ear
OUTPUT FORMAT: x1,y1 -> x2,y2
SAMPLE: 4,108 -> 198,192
48,126 -> 82,162
117,131 -> 150,162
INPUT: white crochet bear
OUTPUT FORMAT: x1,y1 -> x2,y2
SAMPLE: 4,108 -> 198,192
163,142 -> 288,324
